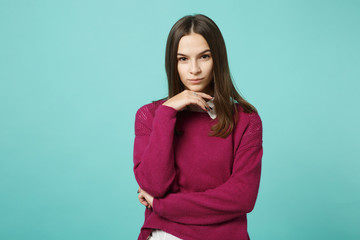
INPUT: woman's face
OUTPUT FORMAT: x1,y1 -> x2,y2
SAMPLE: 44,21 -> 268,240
177,32 -> 213,95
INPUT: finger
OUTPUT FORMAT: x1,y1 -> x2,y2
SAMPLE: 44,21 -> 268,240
191,96 -> 210,112
138,191 -> 150,202
138,194 -> 149,207
138,192 -> 145,202
140,199 -> 149,207
140,191 -> 154,209
190,92 -> 213,110
186,90 -> 211,100
194,92 -> 214,100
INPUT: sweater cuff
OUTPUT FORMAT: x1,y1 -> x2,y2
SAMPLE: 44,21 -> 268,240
155,104 -> 178,118
152,197 -> 163,216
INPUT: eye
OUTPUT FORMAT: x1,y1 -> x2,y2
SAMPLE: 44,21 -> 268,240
178,57 -> 187,62
201,54 -> 211,59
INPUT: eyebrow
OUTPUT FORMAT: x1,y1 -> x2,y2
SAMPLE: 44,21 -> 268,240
177,49 -> 211,56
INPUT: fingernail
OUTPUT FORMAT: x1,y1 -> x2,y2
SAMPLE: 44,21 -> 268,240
205,107 -> 210,111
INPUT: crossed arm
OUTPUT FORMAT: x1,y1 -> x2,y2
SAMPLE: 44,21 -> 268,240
134,103 -> 263,225
137,143 -> 262,225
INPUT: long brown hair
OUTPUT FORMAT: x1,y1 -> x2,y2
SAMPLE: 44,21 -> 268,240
165,14 -> 257,138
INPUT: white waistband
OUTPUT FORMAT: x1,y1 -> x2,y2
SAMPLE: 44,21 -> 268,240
149,229 -> 182,240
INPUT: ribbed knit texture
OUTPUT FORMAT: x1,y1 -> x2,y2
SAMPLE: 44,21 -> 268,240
133,99 -> 263,240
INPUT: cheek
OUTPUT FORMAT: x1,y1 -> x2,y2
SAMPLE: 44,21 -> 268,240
177,64 -> 187,78
203,62 -> 213,75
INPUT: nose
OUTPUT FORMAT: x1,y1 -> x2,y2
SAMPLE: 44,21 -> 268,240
189,60 -> 201,74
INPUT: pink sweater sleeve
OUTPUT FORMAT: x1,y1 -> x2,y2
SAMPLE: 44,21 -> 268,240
133,103 -> 178,197
152,113 -> 263,225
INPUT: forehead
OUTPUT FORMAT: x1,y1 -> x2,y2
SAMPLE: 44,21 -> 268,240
177,33 -> 210,54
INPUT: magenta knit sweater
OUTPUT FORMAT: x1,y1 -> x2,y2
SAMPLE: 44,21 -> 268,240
133,99 -> 263,240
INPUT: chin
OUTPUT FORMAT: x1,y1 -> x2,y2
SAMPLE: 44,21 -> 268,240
186,85 -> 206,92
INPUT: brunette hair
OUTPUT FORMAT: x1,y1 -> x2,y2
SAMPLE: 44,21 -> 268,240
165,14 -> 257,138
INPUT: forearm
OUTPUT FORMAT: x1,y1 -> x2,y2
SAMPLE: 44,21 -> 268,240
133,104 -> 178,197
153,145 -> 262,225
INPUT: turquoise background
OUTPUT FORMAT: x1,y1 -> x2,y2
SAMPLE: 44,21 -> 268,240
1,0 -> 359,239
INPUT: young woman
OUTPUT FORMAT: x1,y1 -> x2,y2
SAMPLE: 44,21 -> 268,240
133,14 -> 263,240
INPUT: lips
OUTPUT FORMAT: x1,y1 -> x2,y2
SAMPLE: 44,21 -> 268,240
189,78 -> 203,83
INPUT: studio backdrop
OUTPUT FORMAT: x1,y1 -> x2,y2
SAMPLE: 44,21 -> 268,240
0,0 -> 359,239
